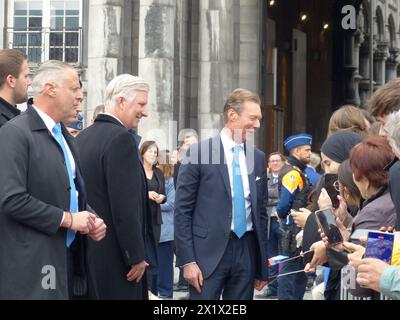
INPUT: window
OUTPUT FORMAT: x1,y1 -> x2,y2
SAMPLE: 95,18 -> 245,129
7,0 -> 82,65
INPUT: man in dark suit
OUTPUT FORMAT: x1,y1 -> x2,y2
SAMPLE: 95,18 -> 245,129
77,74 -> 151,299
0,49 -> 30,128
0,60 -> 106,299
175,88 -> 269,300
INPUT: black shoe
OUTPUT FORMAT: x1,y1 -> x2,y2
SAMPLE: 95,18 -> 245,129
173,284 -> 189,292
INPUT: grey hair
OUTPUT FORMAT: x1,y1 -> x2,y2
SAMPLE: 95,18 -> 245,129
31,60 -> 75,95
384,111 -> 400,136
104,74 -> 150,112
385,110 -> 400,157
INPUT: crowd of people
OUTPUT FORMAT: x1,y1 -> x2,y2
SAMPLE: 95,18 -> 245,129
0,48 -> 400,300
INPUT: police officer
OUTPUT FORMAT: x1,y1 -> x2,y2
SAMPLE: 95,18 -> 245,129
277,134 -> 313,300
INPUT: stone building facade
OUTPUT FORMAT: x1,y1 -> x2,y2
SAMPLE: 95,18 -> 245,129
1,0 -> 400,152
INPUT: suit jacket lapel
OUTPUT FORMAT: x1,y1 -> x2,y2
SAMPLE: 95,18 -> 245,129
212,135 -> 232,199
245,143 -> 257,215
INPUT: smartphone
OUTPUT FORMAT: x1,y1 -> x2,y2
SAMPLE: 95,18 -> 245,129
314,207 -> 343,245
324,173 -> 340,209
350,229 -> 377,240
365,231 -> 394,264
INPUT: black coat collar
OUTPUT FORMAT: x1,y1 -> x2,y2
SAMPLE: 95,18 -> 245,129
95,113 -> 126,129
26,106 -> 79,158
287,156 -> 307,172
0,97 -> 21,120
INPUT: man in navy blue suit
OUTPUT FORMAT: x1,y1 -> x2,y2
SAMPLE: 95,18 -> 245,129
174,88 -> 269,300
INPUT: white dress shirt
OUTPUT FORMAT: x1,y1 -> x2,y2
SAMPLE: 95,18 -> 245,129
220,129 -> 253,232
33,105 -> 78,225
33,105 -> 77,179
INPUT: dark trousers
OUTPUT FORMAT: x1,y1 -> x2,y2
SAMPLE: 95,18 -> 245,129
267,217 -> 282,294
277,224 -> 307,300
155,241 -> 174,298
145,236 -> 159,295
189,231 -> 256,300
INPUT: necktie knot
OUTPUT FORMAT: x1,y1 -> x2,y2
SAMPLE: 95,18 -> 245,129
53,123 -> 62,135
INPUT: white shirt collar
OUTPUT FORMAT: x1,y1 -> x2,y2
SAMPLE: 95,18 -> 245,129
32,105 -> 57,134
220,128 -> 244,152
103,112 -> 125,126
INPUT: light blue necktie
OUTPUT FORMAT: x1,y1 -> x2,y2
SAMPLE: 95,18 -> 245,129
53,123 -> 78,247
232,145 -> 246,238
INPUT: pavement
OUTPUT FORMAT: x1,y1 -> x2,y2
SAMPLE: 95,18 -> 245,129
169,266 -> 313,300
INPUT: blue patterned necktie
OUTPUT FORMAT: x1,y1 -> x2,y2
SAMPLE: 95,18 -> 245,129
232,145 -> 246,238
52,123 -> 78,247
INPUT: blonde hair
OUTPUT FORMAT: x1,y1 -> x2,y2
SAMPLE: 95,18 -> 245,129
327,105 -> 369,138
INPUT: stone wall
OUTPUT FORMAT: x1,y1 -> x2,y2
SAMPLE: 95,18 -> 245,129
87,0 -> 124,123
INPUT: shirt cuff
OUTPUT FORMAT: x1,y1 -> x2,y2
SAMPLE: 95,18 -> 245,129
182,262 -> 196,268
60,212 -> 65,226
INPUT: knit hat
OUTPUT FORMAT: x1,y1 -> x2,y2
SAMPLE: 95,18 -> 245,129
321,131 -> 363,163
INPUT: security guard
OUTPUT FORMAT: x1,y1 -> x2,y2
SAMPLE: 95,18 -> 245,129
277,133 -> 313,300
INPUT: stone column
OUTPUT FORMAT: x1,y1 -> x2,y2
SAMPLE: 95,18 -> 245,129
87,0 -> 124,124
197,0 -> 235,139
358,36 -> 373,106
137,0 -> 176,150
343,32 -> 357,105
386,48 -> 399,82
373,42 -> 389,87
353,29 -> 365,106
238,0 -> 260,92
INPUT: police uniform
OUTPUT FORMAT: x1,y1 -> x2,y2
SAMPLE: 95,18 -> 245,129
277,134 -> 312,300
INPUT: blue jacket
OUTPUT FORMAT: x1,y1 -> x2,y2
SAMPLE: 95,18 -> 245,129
174,135 -> 269,280
160,177 -> 175,243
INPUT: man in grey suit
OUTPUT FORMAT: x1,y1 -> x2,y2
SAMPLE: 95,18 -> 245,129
175,88 -> 269,300
0,60 -> 106,299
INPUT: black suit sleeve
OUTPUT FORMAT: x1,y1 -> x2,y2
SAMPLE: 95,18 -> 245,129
0,124 -> 63,235
174,150 -> 200,266
103,132 -> 146,267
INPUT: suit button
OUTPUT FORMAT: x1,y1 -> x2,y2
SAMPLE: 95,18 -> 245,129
67,187 -> 71,191
62,160 -> 66,165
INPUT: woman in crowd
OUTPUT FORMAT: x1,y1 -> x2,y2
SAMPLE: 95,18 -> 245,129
327,105 -> 371,138
349,137 -> 396,231
140,141 -> 166,299
308,137 -> 396,299
302,131 -> 364,252
301,131 -> 363,299
156,151 -> 176,299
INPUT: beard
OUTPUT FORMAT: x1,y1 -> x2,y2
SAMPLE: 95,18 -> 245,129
13,90 -> 28,105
